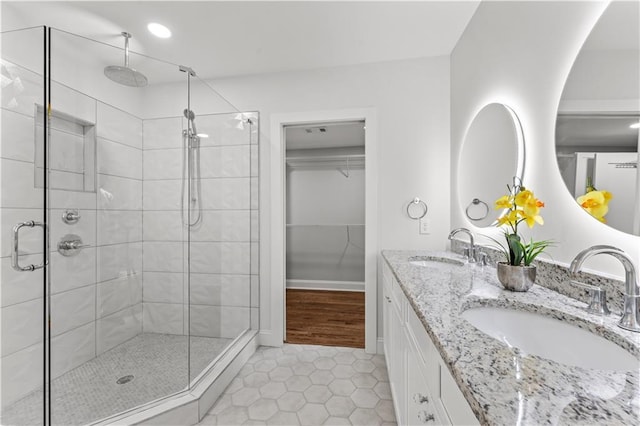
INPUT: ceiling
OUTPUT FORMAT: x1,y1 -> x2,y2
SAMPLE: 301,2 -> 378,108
286,121 -> 365,151
1,1 -> 481,82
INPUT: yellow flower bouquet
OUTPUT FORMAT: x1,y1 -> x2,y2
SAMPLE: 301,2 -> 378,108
577,178 -> 612,223
492,180 -> 553,266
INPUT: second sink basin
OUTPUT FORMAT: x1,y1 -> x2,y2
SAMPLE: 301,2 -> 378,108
461,306 -> 638,371
408,256 -> 464,267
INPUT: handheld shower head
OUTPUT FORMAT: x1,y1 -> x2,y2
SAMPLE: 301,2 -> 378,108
183,109 -> 198,135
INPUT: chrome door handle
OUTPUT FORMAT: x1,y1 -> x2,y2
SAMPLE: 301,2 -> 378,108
12,221 -> 46,271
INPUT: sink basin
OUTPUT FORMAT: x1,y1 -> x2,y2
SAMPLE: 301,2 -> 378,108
461,307 -> 638,371
408,256 -> 464,267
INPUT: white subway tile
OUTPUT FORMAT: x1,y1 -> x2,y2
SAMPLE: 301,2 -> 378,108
199,145 -> 250,178
190,274 -> 250,307
49,248 -> 96,295
142,272 -> 184,303
251,275 -> 259,308
1,208 -> 44,257
190,305 -> 249,338
143,211 -> 184,242
1,298 -> 43,356
0,256 -> 44,307
200,178 -> 251,210
97,103 -> 142,149
49,188 -> 96,210
143,241 -> 185,273
251,210 -> 259,242
195,114 -> 250,147
189,242 -> 250,274
189,210 -> 250,242
251,145 -> 259,177
1,158 -> 43,209
142,302 -> 183,334
0,342 -> 44,406
50,322 -> 95,380
97,174 -> 142,211
1,109 -> 35,162
251,177 -> 259,210
97,138 -> 142,180
97,210 -> 142,246
143,179 -> 182,211
97,242 -> 142,283
96,304 -> 142,355
143,148 -> 182,180
50,285 -> 95,337
251,242 -> 259,275
143,117 -> 183,150
1,61 -> 43,117
97,274 -> 142,318
42,127 -> 85,173
51,80 -> 96,124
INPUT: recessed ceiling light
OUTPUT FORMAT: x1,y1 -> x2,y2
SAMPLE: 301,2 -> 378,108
147,23 -> 171,39
197,133 -> 209,138
630,122 -> 640,129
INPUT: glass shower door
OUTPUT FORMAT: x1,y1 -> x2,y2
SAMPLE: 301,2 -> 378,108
44,28 -> 190,425
0,26 -> 47,426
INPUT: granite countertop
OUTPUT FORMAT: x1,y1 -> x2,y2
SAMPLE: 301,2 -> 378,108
381,250 -> 640,425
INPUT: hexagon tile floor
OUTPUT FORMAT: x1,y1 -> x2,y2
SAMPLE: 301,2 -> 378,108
198,344 -> 396,426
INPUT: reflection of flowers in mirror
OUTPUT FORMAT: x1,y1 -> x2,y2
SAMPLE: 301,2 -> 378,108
492,178 -> 553,267
577,178 -> 612,223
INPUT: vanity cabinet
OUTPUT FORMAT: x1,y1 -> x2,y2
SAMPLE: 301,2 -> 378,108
382,261 -> 479,426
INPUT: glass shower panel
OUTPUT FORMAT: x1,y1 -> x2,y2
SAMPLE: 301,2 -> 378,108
0,26 -> 47,426
47,29 -> 189,425
187,77 -> 259,383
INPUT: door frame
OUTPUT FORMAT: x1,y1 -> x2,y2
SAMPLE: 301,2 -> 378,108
267,108 -> 378,353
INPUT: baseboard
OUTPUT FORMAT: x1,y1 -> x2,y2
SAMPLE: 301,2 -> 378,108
258,330 -> 283,347
286,279 -> 365,292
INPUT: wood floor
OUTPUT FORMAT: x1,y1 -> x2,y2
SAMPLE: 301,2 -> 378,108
285,289 -> 365,348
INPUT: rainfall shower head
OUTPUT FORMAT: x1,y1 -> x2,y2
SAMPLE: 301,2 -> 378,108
104,32 -> 148,87
184,109 -> 198,135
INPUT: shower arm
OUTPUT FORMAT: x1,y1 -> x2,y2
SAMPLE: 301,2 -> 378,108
122,32 -> 131,68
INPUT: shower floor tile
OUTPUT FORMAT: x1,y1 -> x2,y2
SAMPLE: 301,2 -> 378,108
2,333 -> 231,426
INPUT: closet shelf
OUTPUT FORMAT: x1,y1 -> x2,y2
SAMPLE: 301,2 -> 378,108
286,224 -> 365,227
285,154 -> 365,173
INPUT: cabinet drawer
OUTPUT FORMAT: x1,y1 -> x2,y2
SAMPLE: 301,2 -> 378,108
406,346 -> 447,426
406,305 -> 439,392
440,363 -> 479,426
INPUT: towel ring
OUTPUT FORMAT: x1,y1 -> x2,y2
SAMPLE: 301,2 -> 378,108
407,198 -> 428,220
466,198 -> 489,221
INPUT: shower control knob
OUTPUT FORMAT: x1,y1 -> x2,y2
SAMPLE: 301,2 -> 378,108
58,234 -> 89,257
62,209 -> 80,224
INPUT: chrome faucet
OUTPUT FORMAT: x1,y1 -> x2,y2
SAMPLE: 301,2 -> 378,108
569,245 -> 640,333
448,228 -> 476,263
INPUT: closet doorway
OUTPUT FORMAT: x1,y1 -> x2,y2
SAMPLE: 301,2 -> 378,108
284,121 -> 366,348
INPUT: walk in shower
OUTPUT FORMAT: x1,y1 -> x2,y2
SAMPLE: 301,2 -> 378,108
1,26 -> 259,425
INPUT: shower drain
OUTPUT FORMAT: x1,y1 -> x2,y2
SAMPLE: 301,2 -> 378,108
116,375 -> 134,385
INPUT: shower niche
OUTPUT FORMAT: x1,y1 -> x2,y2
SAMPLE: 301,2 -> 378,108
34,104 -> 96,192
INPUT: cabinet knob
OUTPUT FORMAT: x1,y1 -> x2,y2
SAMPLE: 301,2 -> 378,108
385,296 -> 391,303
413,393 -> 429,404
417,411 -> 435,423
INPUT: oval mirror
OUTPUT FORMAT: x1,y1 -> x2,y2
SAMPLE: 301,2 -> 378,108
555,0 -> 640,235
458,103 -> 525,227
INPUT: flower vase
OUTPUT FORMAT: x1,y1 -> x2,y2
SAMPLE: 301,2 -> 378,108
496,262 -> 536,292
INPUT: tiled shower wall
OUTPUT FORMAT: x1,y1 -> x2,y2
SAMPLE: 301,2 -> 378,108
142,113 -> 259,339
1,62 -> 143,407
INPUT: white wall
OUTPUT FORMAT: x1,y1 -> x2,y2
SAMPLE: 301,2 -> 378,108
451,1 -> 640,278
143,56 -> 451,340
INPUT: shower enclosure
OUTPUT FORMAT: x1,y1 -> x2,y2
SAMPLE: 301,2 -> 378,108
1,26 -> 259,425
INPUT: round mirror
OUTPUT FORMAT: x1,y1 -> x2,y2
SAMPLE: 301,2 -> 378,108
555,0 -> 640,235
458,103 -> 525,227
